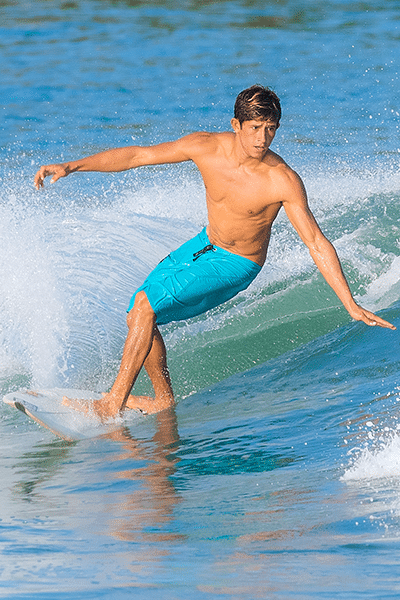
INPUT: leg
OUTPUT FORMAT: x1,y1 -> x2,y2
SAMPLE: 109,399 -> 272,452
101,291 -> 160,417
125,325 -> 175,414
145,326 -> 174,399
63,291 -> 156,419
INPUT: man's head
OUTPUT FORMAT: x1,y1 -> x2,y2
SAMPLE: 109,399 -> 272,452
234,85 -> 281,126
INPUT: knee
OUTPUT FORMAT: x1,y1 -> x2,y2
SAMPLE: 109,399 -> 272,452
127,291 -> 155,329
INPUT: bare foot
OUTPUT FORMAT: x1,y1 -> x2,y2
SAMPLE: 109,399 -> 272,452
62,393 -> 121,421
62,392 -> 175,420
62,396 -> 92,415
125,394 -> 175,414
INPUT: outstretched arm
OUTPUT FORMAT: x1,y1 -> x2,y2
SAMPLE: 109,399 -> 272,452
282,171 -> 395,330
34,133 -> 209,189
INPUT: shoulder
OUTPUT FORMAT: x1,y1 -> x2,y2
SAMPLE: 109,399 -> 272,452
177,131 -> 231,157
266,152 -> 306,199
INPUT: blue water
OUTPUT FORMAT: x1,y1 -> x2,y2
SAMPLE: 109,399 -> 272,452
2,1 -> 400,597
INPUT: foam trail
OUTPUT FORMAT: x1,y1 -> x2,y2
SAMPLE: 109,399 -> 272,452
342,433 -> 400,481
0,201 -> 68,388
1,162 -> 400,395
363,256 -> 400,311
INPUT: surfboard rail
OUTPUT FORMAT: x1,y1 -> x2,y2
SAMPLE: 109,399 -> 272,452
3,388 -> 122,441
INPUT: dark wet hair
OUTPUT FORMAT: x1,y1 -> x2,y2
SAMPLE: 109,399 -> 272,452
234,85 -> 281,125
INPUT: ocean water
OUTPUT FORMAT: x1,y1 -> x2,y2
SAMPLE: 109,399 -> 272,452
1,0 -> 400,597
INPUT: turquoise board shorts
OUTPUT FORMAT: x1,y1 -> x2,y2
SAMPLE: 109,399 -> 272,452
128,228 -> 262,325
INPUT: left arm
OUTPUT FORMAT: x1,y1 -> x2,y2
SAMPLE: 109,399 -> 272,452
281,170 -> 395,330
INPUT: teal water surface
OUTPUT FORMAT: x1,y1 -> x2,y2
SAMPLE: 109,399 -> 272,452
1,1 -> 400,598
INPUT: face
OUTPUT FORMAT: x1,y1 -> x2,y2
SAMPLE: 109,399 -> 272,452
231,118 -> 279,159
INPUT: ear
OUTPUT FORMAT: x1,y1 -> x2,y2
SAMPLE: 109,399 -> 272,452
231,117 -> 241,133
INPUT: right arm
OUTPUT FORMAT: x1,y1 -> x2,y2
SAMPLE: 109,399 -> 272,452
34,133 -> 211,189
281,168 -> 395,330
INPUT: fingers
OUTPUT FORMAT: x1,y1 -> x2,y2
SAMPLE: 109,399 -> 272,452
34,165 -> 53,190
366,316 -> 395,330
33,164 -> 65,190
373,317 -> 396,330
34,167 -> 46,189
356,308 -> 396,330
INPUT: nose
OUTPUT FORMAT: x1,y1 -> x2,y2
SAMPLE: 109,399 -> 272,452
257,126 -> 270,145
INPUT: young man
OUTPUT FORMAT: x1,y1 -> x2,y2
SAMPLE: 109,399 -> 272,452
34,85 -> 395,418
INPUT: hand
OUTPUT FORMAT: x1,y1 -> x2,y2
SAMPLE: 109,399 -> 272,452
349,304 -> 396,330
34,163 -> 70,190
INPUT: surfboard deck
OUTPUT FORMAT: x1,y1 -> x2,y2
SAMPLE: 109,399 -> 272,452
3,388 -> 123,441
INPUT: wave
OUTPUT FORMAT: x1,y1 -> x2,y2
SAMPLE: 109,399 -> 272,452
342,433 -> 400,482
1,161 -> 399,398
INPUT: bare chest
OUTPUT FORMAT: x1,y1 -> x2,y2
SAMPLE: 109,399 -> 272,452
205,169 -> 278,217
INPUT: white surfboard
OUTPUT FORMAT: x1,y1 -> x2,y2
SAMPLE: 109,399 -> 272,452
3,388 -> 124,441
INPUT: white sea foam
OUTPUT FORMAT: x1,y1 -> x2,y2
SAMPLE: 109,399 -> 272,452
342,433 -> 400,482
1,160 -> 400,392
0,201 -> 69,387
303,162 -> 399,212
363,256 -> 400,310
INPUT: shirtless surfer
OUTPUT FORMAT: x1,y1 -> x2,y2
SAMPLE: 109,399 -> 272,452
34,85 -> 395,418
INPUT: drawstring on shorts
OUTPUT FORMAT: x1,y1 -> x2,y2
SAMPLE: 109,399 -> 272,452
193,244 -> 216,261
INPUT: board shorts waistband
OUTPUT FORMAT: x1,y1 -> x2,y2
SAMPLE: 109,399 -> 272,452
127,228 -> 262,325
